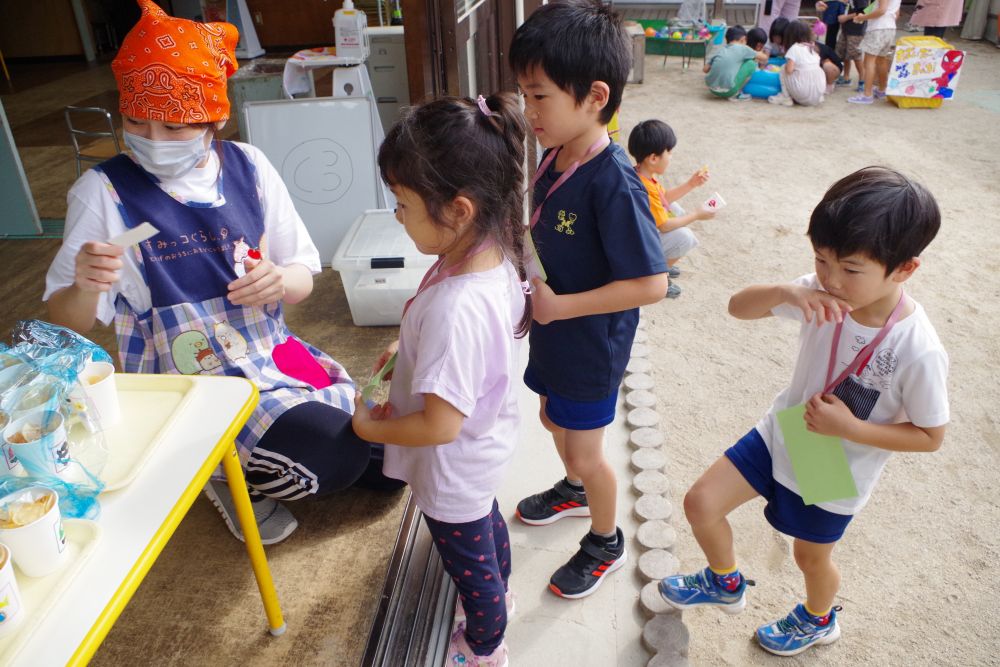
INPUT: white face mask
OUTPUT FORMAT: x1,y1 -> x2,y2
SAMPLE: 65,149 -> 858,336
124,129 -> 211,180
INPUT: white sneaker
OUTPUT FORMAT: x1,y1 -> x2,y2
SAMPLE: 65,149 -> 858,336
768,93 -> 793,106
203,479 -> 298,545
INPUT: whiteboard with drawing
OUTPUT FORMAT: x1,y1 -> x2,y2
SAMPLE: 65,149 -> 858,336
244,96 -> 389,263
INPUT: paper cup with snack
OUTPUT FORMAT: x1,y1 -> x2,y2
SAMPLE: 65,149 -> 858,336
75,361 -> 120,430
703,192 -> 727,213
0,487 -> 68,577
0,543 -> 25,636
0,410 -> 24,479
3,410 -> 70,480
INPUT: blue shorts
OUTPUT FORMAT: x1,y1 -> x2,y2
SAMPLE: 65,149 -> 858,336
725,429 -> 853,544
523,364 -> 618,431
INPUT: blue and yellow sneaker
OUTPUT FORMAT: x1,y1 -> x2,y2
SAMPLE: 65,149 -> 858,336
658,567 -> 753,614
756,604 -> 842,656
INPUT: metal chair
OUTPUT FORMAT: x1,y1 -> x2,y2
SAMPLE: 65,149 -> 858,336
64,106 -> 122,177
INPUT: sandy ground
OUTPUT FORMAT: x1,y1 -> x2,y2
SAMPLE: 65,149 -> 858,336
616,35 -> 1000,665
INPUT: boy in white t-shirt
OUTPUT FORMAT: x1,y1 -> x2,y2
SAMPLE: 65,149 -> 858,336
659,166 -> 948,656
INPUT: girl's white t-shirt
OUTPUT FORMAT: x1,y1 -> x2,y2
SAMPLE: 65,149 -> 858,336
785,42 -> 822,70
43,142 -> 321,322
869,0 -> 902,31
756,274 -> 950,515
383,261 -> 525,524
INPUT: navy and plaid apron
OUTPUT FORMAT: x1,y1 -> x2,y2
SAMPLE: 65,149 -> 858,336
95,143 -> 354,466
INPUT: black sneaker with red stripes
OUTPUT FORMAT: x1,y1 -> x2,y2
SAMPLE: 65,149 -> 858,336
548,527 -> 627,599
515,479 -> 590,526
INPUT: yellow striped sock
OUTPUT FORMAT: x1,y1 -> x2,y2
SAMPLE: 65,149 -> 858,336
804,603 -> 832,619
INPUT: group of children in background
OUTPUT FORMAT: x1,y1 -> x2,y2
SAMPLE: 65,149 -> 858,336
705,0 -> 905,106
360,2 -> 946,665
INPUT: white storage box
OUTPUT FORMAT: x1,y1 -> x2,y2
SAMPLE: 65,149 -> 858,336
331,209 -> 436,326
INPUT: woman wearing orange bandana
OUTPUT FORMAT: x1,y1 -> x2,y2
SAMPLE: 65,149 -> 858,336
44,0 -> 402,544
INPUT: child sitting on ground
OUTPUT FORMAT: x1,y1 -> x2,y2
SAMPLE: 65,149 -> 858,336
704,25 -> 771,100
766,17 -> 790,56
768,20 -> 827,106
747,27 -> 769,53
660,166 -> 948,657
628,120 -> 715,299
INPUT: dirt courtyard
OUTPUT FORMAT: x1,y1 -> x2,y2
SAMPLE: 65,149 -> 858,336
617,34 -> 1000,665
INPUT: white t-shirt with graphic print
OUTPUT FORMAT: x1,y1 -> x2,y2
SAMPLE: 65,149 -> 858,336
43,142 -> 320,324
755,273 -> 949,515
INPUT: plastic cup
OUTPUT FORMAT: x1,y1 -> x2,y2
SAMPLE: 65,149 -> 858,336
0,543 -> 25,636
8,381 -> 61,422
3,410 -> 69,479
0,364 -> 32,396
0,410 -> 25,479
78,361 -> 120,429
0,487 -> 68,578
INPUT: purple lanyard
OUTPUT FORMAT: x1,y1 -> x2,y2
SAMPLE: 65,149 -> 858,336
823,292 -> 907,394
529,135 -> 611,229
403,242 -> 493,318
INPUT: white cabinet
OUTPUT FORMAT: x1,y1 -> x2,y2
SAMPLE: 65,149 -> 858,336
366,26 -> 410,135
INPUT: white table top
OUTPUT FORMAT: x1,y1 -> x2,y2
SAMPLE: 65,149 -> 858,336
12,374 -> 255,667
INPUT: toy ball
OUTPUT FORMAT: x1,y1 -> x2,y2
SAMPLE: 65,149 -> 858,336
766,64 -> 781,72
657,27 -> 671,37
698,27 -> 710,38
812,21 -> 827,37
671,30 -> 683,39
645,27 -> 657,37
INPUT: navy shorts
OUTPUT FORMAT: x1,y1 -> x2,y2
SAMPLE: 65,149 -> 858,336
523,364 -> 618,431
725,429 -> 853,544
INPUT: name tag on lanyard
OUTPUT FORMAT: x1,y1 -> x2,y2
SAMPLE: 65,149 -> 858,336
526,136 -> 610,284
776,293 -> 906,505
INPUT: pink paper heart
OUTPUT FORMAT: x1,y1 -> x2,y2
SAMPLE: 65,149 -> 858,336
272,337 -> 332,389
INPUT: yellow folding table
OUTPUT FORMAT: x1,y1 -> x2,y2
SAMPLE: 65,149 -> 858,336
3,374 -> 285,666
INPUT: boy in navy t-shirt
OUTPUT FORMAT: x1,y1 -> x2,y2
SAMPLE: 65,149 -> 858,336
509,0 -> 668,599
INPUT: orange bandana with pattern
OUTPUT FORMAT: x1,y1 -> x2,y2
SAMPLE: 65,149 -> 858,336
111,0 -> 239,124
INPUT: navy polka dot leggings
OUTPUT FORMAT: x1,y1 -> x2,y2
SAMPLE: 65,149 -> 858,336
424,499 -> 511,656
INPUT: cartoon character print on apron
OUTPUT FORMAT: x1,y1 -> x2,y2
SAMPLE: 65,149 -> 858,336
96,142 -> 355,465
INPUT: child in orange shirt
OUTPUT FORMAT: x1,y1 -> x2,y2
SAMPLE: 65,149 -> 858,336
628,120 -> 715,298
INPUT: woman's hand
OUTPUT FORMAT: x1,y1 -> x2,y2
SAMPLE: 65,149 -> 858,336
227,258 -> 286,307
75,242 -> 124,292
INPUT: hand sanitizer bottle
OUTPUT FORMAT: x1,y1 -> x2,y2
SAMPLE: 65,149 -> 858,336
334,0 -> 369,60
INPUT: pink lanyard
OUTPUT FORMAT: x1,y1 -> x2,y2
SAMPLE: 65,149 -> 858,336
529,135 -> 611,229
402,241 -> 492,318
823,292 -> 907,394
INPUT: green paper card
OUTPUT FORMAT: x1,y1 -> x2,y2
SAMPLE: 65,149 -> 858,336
776,404 -> 859,506
361,352 -> 397,403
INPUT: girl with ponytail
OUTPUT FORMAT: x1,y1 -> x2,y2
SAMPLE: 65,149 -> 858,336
352,92 -> 531,666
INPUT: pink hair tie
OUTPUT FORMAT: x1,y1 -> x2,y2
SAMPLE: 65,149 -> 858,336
476,95 -> 493,116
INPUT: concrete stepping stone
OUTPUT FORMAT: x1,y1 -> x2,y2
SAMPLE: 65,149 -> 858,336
626,357 -> 652,374
647,652 -> 691,667
637,520 -> 676,550
640,581 -> 675,616
637,317 -> 647,330
633,470 -> 670,495
638,549 -> 680,581
631,448 -> 667,472
634,495 -> 673,522
643,612 -> 689,657
625,389 -> 657,409
624,373 -> 655,391
627,407 -> 660,428
634,329 -> 648,344
630,343 -> 650,358
630,428 -> 664,449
